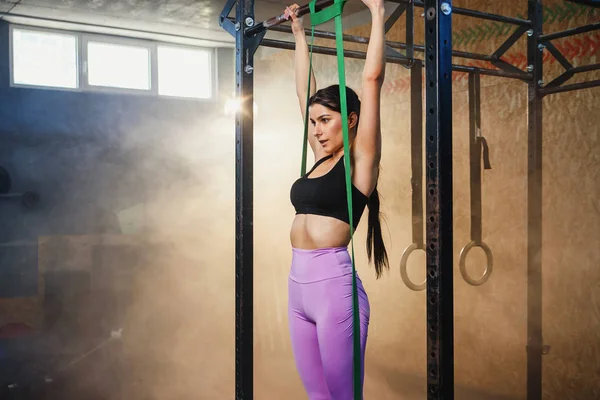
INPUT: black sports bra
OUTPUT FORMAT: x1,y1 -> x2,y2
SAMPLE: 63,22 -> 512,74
290,154 -> 368,229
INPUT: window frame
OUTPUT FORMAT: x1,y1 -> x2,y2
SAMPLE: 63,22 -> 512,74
8,23 -> 217,101
81,33 -> 156,96
8,24 -> 81,92
156,42 -> 215,100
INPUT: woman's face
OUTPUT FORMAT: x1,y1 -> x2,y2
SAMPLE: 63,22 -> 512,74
309,103 -> 357,154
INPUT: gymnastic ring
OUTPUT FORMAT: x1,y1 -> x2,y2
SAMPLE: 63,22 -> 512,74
458,240 -> 493,286
400,243 -> 427,291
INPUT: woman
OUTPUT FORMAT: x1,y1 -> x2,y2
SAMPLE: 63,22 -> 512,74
284,1 -> 388,399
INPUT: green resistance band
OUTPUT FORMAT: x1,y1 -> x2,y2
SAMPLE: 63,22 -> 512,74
303,1 -> 361,398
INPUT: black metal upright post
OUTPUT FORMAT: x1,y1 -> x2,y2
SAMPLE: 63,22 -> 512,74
236,0 -> 256,398
424,0 -> 454,399
527,1 -> 544,399
220,0 -> 267,397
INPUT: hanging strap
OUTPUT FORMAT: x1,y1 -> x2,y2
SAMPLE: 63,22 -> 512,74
468,70 -> 492,245
400,61 -> 427,292
459,70 -> 494,287
304,1 -> 361,398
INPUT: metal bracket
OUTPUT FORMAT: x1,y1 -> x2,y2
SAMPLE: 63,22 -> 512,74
385,45 -> 405,59
220,1 -> 267,56
219,0 -> 238,37
544,41 -> 575,88
490,25 -> 530,80
385,3 -> 407,33
247,30 -> 267,57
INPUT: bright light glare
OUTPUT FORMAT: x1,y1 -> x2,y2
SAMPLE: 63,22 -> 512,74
158,46 -> 212,99
224,96 -> 258,116
12,29 -> 78,88
87,42 -> 150,90
224,98 -> 241,115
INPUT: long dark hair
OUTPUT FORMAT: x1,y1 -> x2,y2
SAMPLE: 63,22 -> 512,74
309,84 -> 389,279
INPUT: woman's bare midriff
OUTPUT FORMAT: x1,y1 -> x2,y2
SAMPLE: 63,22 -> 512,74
290,214 -> 352,249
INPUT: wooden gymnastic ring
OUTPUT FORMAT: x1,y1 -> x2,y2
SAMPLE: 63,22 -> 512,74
400,243 -> 427,291
458,240 -> 493,286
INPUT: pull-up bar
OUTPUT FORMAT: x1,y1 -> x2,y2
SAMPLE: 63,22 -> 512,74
249,0 -> 532,36
268,24 -> 494,62
245,0 -> 334,36
260,37 -> 528,80
263,24 -> 531,80
539,21 -> 600,41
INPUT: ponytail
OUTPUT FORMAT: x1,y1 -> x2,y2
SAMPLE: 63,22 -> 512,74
366,185 -> 389,279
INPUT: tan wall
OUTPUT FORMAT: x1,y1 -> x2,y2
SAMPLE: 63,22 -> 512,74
251,0 -> 600,399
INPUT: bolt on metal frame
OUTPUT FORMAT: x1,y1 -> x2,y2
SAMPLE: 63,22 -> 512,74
219,0 -> 600,398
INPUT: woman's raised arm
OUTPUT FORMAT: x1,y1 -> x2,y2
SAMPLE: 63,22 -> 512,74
353,0 -> 386,196
285,4 -> 321,159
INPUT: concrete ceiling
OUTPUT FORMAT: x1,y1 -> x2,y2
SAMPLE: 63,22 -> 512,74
0,0 -> 370,46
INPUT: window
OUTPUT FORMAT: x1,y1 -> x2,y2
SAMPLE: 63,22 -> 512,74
9,25 -> 214,100
157,46 -> 212,99
86,41 -> 151,91
12,28 -> 78,89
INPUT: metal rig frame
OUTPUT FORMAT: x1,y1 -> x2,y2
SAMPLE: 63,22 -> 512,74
219,0 -> 600,398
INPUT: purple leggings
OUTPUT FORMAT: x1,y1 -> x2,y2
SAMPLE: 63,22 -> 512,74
288,246 -> 370,400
